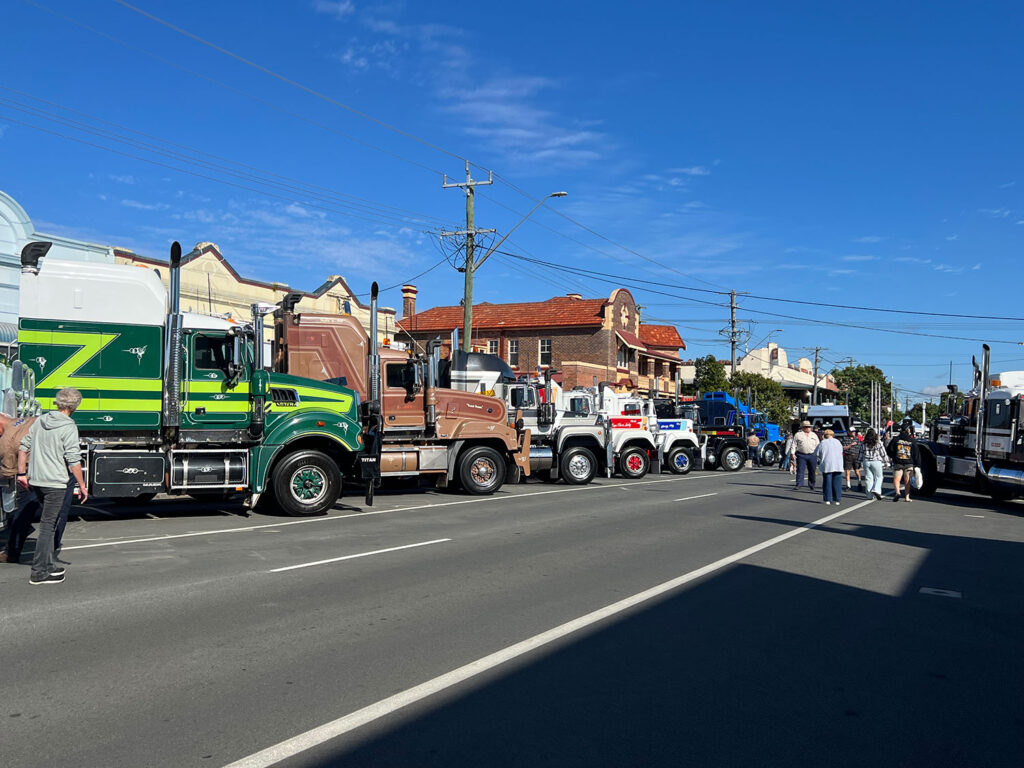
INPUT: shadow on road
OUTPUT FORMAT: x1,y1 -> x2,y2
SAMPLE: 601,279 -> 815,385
295,517 -> 1024,768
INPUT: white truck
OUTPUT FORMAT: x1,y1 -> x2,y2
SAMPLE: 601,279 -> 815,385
652,398 -> 703,474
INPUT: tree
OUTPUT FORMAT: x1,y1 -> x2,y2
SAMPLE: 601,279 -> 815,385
832,364 -> 892,423
908,402 -> 941,424
693,354 -> 729,394
730,371 -> 793,427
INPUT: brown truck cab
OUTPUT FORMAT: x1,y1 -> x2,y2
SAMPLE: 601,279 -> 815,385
274,304 -> 530,495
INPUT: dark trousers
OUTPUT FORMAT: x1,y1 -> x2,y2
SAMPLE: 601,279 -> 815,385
3,484 -> 40,562
823,472 -> 843,503
29,485 -> 72,581
53,480 -> 76,555
795,453 -> 818,488
747,447 -> 759,465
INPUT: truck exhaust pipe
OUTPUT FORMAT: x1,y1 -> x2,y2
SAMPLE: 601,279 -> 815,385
20,241 -> 52,274
425,338 -> 440,430
368,282 -> 381,404
361,282 -> 382,505
163,242 -> 184,431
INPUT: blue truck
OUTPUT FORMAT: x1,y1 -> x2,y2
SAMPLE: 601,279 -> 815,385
700,391 -> 786,466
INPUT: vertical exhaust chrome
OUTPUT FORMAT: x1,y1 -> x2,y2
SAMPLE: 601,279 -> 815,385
368,282 -> 381,404
163,242 -> 184,431
976,344 -> 990,478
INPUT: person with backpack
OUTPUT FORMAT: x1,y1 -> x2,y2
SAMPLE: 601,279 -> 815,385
887,421 -> 921,502
843,429 -> 863,491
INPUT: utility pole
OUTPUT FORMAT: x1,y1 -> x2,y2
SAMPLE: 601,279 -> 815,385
809,346 -> 828,405
443,161 -> 494,352
725,290 -> 749,379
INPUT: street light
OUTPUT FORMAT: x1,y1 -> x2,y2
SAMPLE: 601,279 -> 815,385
748,328 -> 783,352
460,191 -> 567,351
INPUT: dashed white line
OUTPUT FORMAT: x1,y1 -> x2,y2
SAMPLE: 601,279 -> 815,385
269,539 -> 451,573
673,493 -> 718,502
225,498 -> 873,768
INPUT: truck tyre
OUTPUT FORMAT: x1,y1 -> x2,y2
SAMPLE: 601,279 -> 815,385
618,446 -> 650,479
271,450 -> 341,516
720,447 -> 744,472
667,446 -> 693,475
560,446 -> 597,485
760,443 -> 780,467
458,446 -> 505,495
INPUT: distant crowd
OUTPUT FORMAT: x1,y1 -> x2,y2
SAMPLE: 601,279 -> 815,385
778,420 -> 921,506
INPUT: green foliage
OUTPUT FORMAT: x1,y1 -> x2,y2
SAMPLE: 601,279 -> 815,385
832,364 -> 892,423
693,354 -> 729,393
729,371 -> 793,427
907,402 -> 941,424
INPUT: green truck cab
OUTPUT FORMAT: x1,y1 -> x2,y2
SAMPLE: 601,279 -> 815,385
17,241 -> 362,516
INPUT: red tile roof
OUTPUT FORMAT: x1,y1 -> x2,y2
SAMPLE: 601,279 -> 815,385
400,296 -> 607,332
639,323 -> 686,350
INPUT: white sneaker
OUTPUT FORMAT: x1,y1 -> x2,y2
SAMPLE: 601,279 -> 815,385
824,501 -> 831,505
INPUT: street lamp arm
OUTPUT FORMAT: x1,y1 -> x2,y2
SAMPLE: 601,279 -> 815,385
474,192 -> 566,270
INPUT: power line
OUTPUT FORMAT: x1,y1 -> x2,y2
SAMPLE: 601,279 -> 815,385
112,0 -> 469,164
19,0 -> 449,177
0,91 -> 453,229
496,249 -> 1022,345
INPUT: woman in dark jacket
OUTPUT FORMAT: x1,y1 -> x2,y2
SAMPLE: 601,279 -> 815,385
887,423 -> 921,502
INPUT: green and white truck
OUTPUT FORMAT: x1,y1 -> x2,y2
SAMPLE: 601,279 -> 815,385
17,241 -> 363,516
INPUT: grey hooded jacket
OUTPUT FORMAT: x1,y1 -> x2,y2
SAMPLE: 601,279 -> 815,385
19,411 -> 82,489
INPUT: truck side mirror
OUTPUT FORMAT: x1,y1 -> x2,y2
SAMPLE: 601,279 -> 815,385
225,331 -> 244,388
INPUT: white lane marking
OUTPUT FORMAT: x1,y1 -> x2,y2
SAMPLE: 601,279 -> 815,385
673,493 -> 718,502
270,539 -> 451,573
964,514 -> 985,518
919,587 -> 962,598
60,474 -> 729,552
225,498 -> 872,768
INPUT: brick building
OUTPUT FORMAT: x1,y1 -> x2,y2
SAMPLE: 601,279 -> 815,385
398,285 -> 686,395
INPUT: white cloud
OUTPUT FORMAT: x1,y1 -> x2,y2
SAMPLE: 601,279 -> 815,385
944,234 -> 958,241
828,268 -> 856,276
978,207 -> 1012,218
933,263 -> 964,273
109,174 -> 136,185
668,166 -> 711,176
1000,181 -> 1016,189
895,256 -> 932,264
121,199 -> 168,211
313,0 -> 354,19
922,385 -> 948,396
841,254 -> 879,262
852,235 -> 883,243
972,263 -> 982,270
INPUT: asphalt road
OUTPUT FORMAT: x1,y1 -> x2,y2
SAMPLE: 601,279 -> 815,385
2,469 -> 1022,768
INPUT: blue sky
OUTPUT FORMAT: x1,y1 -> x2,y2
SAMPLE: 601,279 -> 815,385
2,0 -> 1022,400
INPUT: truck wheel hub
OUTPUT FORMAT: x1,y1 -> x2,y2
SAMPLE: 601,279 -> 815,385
567,454 -> 592,478
291,468 -> 327,502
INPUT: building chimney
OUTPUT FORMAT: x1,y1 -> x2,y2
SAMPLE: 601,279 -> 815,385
402,284 -> 418,319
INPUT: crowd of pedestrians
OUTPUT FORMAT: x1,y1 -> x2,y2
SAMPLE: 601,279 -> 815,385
782,418 -> 922,505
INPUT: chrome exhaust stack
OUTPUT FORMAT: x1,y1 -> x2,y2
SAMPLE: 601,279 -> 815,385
163,242 -> 184,431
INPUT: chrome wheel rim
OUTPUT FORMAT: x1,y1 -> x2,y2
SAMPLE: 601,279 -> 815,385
291,466 -> 328,505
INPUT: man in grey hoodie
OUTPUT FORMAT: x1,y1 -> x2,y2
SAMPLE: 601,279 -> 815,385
18,387 -> 87,585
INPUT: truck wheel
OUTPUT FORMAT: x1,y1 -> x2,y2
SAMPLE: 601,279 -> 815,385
720,447 -> 744,472
760,443 -> 780,467
667,446 -> 692,475
271,450 -> 341,516
458,446 -> 505,495
560,446 -> 597,485
618,446 -> 650,479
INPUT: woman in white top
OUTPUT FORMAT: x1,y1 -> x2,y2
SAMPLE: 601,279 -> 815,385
815,428 -> 845,505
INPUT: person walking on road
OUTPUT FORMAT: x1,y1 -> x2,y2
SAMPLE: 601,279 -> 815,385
791,420 -> 820,491
780,427 -> 795,472
815,428 -> 844,505
0,414 -> 39,565
887,422 -> 920,502
18,388 -> 87,585
843,429 -> 863,491
746,432 -> 760,467
858,428 -> 889,500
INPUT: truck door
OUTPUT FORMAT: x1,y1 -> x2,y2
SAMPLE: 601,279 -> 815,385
183,331 -> 251,428
381,360 -> 426,431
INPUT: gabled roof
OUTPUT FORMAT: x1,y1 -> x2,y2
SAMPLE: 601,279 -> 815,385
114,242 -> 389,314
639,323 -> 686,350
400,295 -> 607,332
